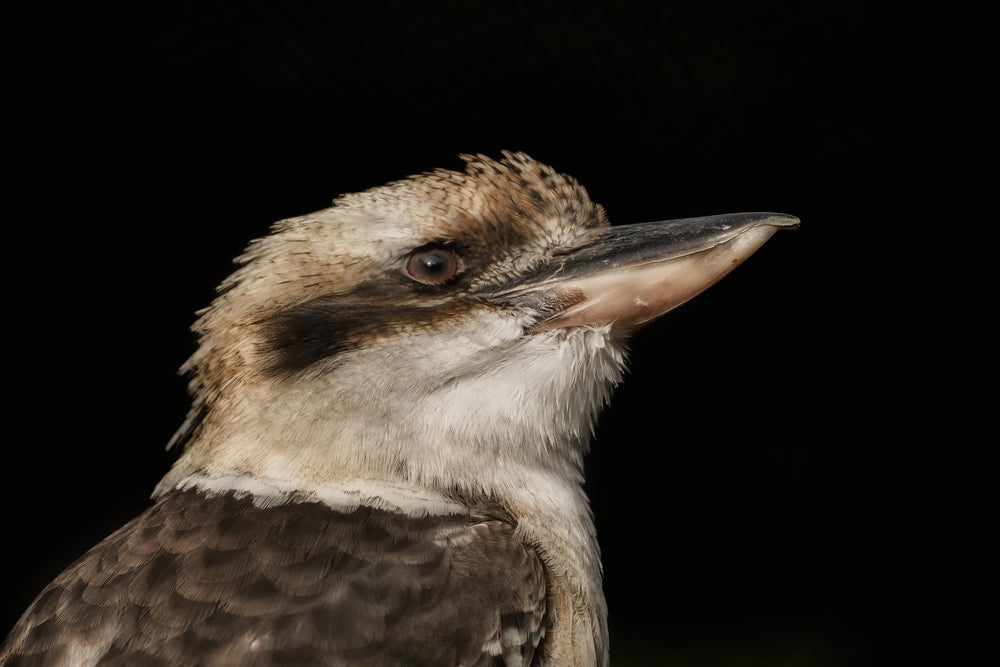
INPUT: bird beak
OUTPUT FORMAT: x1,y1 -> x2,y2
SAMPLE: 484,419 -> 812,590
486,212 -> 799,332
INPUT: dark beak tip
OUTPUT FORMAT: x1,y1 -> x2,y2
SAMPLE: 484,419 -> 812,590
763,212 -> 801,230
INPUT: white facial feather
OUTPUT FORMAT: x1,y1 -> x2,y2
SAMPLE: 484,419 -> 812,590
160,311 -> 627,503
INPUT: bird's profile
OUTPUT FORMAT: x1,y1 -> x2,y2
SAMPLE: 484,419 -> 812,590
1,152 -> 796,666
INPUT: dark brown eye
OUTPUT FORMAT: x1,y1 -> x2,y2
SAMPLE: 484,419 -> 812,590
406,246 -> 460,285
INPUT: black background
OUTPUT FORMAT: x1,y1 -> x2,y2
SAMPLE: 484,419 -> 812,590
2,2 -> 975,665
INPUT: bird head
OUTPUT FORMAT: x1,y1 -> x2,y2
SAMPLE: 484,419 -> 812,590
157,152 -> 796,508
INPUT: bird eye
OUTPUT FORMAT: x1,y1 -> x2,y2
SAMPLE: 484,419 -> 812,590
406,246 -> 460,285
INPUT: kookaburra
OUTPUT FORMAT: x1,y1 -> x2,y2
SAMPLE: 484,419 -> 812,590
1,152 -> 796,666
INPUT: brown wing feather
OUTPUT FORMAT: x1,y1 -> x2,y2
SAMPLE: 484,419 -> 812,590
0,490 -> 547,666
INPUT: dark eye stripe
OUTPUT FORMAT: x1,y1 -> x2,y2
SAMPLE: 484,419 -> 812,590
256,286 -> 473,377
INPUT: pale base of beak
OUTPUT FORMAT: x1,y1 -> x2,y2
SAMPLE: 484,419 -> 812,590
533,224 -> 782,332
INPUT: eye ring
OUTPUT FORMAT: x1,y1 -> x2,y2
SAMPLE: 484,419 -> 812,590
406,246 -> 461,285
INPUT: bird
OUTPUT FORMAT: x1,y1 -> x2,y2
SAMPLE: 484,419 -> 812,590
1,152 -> 796,667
